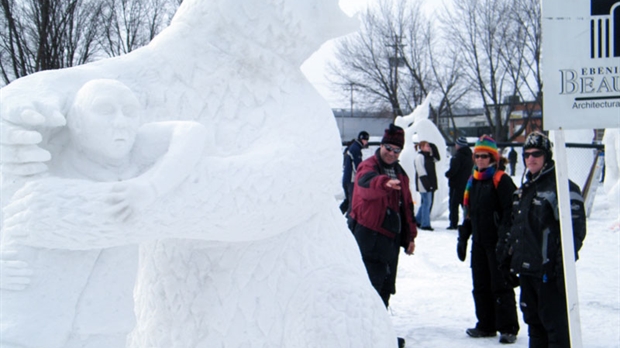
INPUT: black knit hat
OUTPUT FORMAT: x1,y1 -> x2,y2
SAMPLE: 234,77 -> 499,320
358,131 -> 370,141
381,124 -> 405,148
523,131 -> 553,162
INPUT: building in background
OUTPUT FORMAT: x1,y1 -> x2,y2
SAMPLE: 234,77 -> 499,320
333,109 -> 395,141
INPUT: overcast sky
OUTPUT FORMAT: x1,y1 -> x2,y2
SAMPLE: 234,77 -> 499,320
300,0 -> 379,108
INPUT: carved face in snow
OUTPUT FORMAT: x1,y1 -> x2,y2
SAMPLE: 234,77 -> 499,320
68,80 -> 141,161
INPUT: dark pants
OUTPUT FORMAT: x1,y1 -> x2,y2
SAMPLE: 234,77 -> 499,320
364,255 -> 399,307
509,163 -> 516,176
353,227 -> 401,308
519,275 -> 570,348
448,187 -> 463,228
470,242 -> 520,335
340,182 -> 354,214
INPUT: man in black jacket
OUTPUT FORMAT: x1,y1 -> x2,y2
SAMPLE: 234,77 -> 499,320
504,131 -> 587,348
445,136 -> 474,229
340,131 -> 369,214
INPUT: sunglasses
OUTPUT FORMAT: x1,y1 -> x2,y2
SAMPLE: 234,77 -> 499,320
383,144 -> 402,154
474,154 -> 490,159
523,150 -> 544,159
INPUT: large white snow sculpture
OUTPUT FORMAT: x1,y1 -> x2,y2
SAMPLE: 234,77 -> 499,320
394,97 -> 448,220
0,1 -> 399,347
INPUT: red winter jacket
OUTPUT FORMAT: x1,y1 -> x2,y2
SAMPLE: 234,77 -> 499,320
349,151 -> 417,246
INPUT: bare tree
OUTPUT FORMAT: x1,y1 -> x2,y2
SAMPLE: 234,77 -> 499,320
395,0 -> 432,111
0,0 -> 103,84
99,0 -> 178,57
508,0 -> 542,140
427,26 -> 472,141
441,0 -> 525,141
329,0 -> 434,117
1,0 -> 180,85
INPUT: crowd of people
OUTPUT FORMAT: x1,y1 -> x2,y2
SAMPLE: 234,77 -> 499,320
342,127 -> 587,348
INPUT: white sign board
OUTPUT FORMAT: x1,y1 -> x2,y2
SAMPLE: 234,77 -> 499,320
542,0 -> 620,130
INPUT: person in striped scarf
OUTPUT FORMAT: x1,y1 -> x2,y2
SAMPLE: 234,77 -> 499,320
457,135 -> 520,344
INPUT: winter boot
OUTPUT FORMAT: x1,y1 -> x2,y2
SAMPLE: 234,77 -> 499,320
466,328 -> 497,338
499,333 -> 517,344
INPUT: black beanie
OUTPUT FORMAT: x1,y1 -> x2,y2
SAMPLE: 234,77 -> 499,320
358,131 -> 370,141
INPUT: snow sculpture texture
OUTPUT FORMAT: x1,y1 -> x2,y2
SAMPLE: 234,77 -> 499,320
394,97 -> 448,220
602,128 -> 620,228
0,1 -> 398,347
1,79 -> 208,348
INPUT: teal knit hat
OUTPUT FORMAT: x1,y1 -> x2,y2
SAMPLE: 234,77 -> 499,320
474,135 -> 499,163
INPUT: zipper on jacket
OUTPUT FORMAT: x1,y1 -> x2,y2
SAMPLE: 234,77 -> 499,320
541,228 -> 550,264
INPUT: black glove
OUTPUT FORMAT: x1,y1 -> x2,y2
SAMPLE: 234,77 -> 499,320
456,220 -> 472,262
457,239 -> 467,262
498,263 -> 520,288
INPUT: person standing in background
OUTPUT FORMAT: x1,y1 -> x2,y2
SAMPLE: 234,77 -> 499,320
457,135 -> 520,344
414,141 -> 438,231
508,147 -> 518,177
445,136 -> 474,230
503,131 -> 586,347
340,131 -> 369,214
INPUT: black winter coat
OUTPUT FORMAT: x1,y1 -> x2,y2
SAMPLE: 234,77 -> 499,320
467,170 -> 516,248
342,139 -> 364,188
445,146 -> 474,192
507,163 -> 586,279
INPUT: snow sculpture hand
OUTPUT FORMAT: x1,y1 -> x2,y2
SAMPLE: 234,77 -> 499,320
0,250 -> 33,291
0,87 -> 67,176
106,180 -> 158,222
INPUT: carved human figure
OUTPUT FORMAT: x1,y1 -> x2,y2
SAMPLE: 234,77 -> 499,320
0,79 -> 207,348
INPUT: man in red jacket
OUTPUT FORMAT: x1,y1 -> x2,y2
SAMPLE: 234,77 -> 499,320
350,124 -> 417,308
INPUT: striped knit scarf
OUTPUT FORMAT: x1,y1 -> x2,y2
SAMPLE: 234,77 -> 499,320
463,165 -> 497,218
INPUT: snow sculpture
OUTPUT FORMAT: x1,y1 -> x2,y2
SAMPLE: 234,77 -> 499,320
0,1 -> 398,347
564,129 -> 596,190
394,97 -> 448,220
602,128 -> 620,227
1,79 -> 208,347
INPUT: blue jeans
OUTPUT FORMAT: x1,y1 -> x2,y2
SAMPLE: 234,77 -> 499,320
416,191 -> 433,227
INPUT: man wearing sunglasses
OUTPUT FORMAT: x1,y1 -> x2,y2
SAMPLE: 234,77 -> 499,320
349,124 -> 417,348
501,131 -> 587,348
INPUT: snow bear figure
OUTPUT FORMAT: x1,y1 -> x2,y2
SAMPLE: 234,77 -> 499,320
0,0 -> 397,347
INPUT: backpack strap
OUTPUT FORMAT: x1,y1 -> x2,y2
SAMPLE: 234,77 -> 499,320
493,170 -> 506,189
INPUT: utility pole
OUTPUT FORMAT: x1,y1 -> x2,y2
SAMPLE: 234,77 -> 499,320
343,82 -> 356,140
386,34 -> 406,116
349,82 -> 355,118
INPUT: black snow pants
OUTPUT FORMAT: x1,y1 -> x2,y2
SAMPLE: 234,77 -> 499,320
470,242 -> 520,335
519,274 -> 570,348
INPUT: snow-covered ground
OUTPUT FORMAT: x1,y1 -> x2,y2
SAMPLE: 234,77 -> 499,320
388,177 -> 619,347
